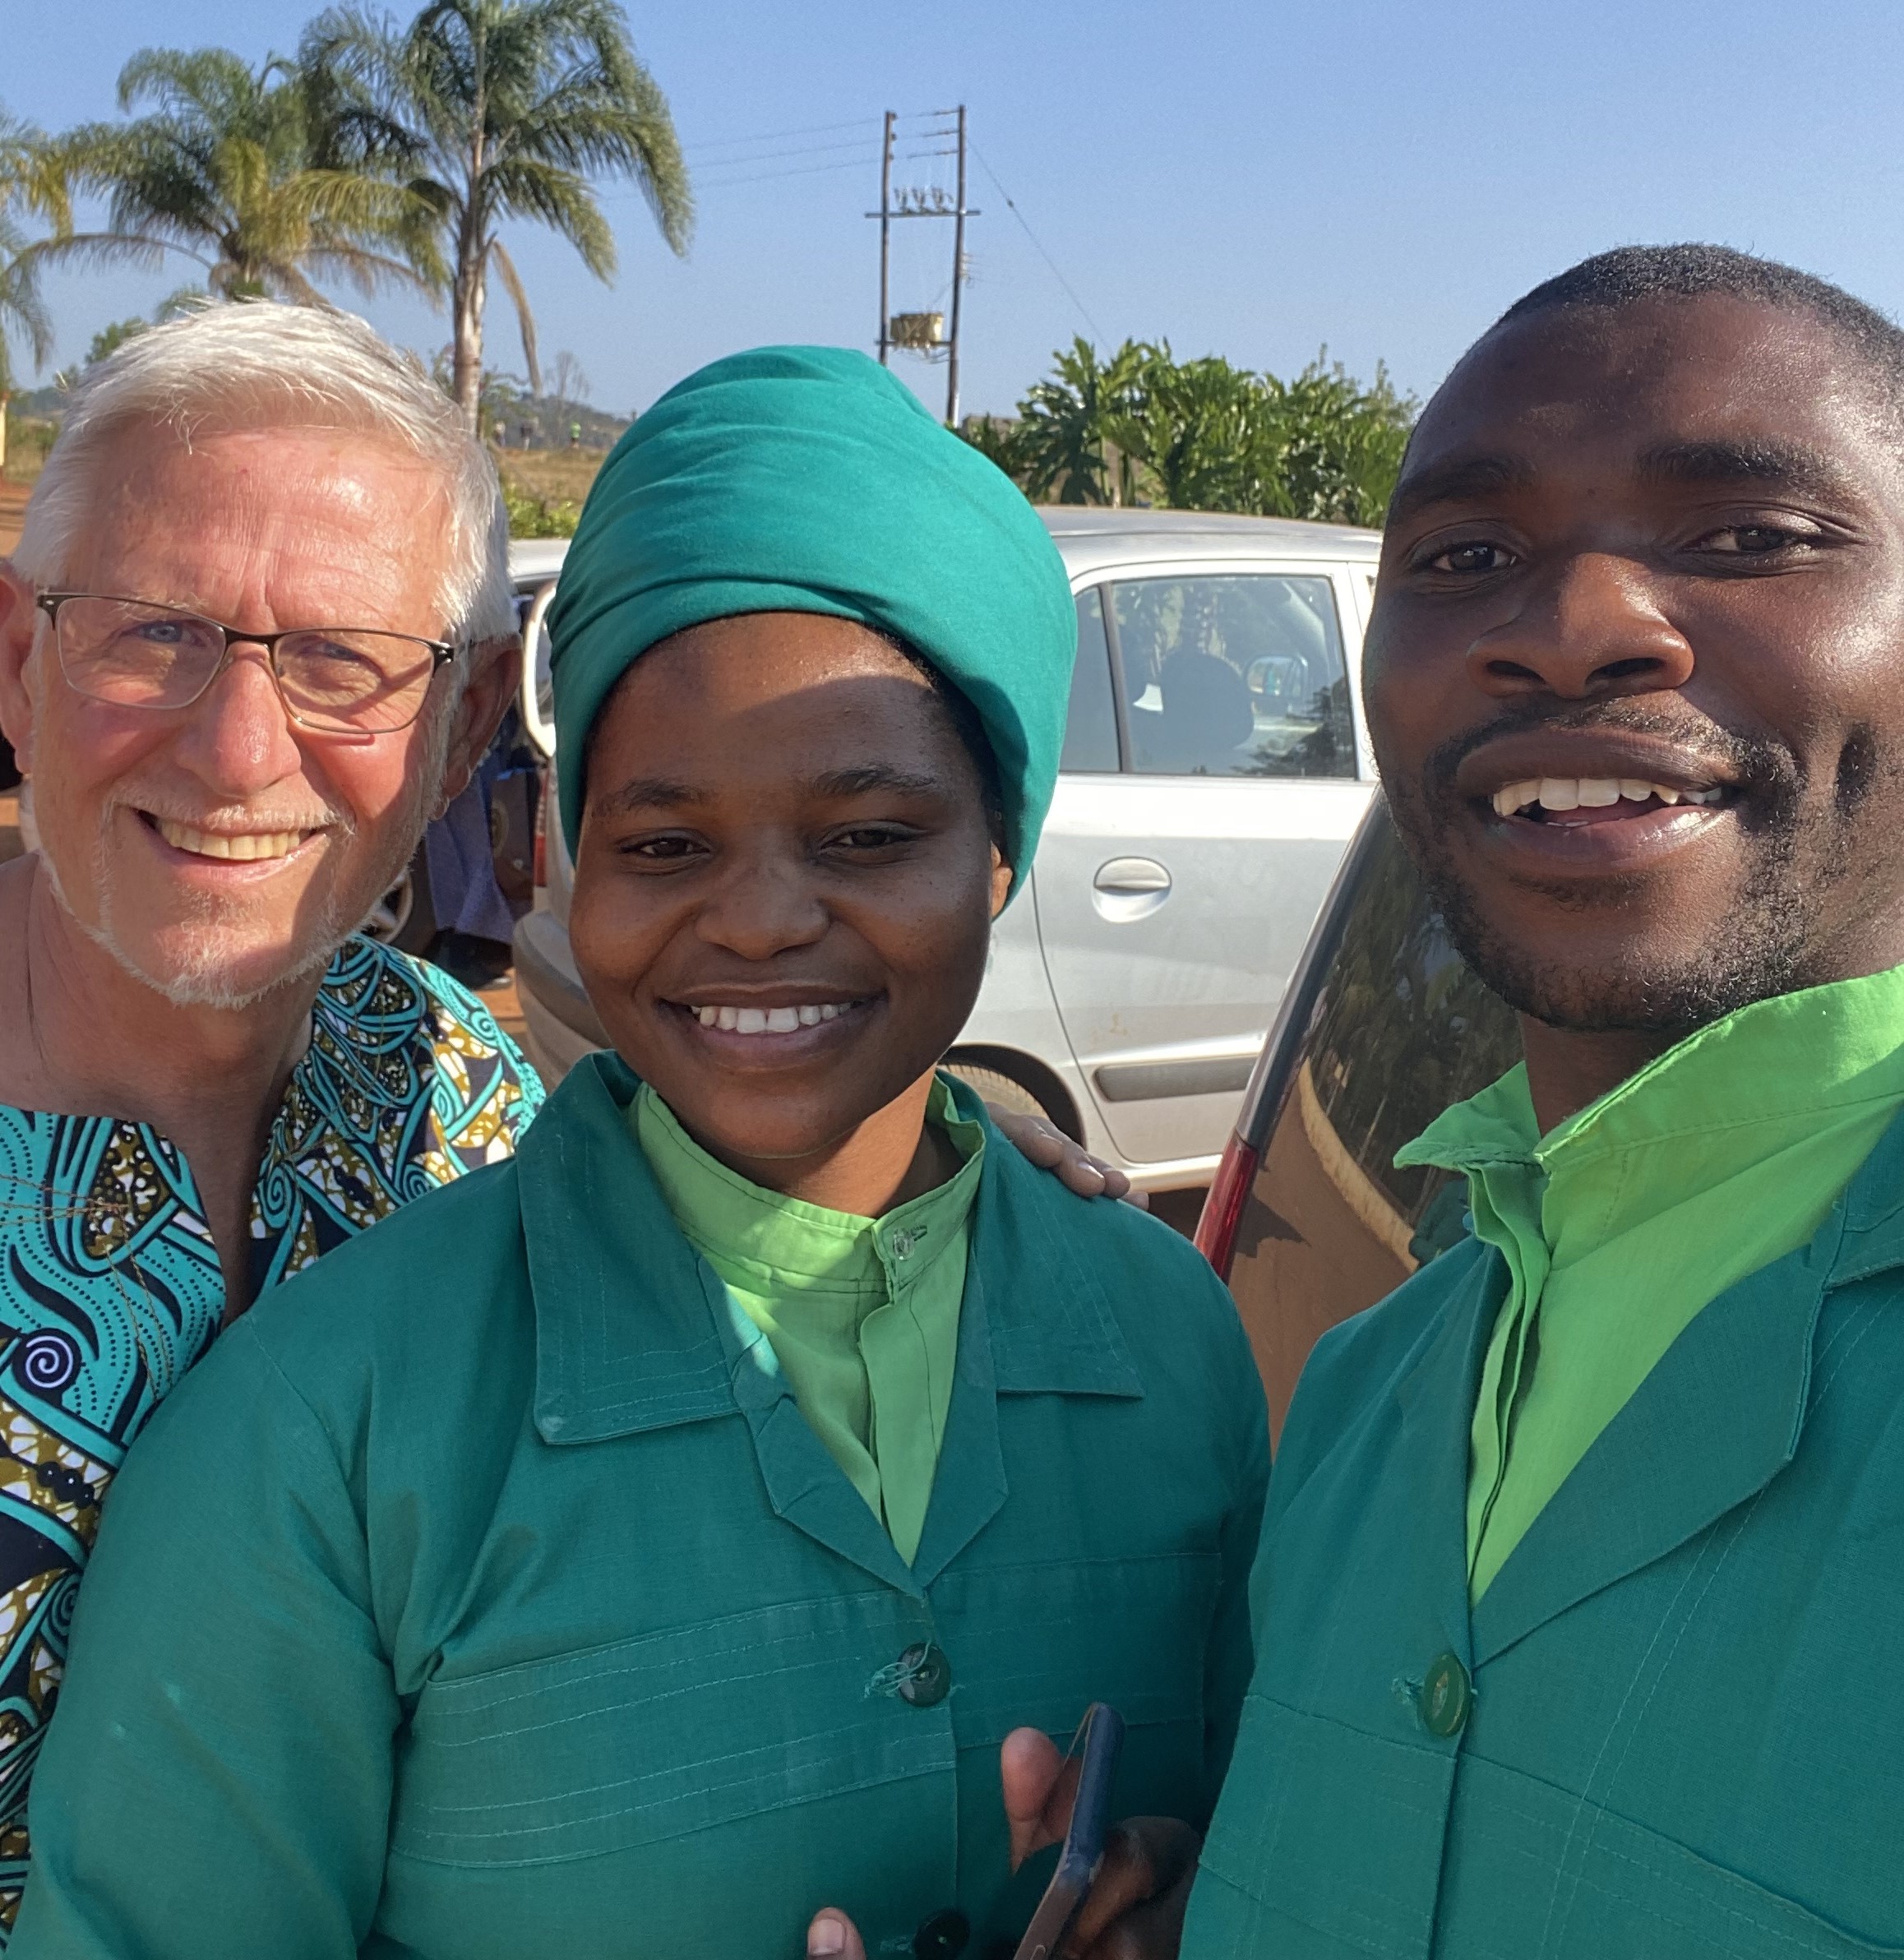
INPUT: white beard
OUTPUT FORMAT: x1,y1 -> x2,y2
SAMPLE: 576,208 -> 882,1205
39,703 -> 455,1012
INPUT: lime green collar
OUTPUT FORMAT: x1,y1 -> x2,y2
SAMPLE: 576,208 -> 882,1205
634,1078 -> 986,1301
1400,962 -> 1904,1212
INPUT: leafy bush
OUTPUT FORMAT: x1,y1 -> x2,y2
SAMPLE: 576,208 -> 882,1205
966,338 -> 1415,528
499,477 -> 580,538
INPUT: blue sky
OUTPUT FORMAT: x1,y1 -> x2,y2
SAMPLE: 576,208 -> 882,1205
7,0 -> 1904,419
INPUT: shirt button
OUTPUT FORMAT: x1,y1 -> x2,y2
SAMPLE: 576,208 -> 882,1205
913,1908 -> 969,1958
890,1229 -> 917,1259
896,1640 -> 952,1707
1417,1652 -> 1472,1737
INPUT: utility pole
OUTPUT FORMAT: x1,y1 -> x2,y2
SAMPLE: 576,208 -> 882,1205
867,108 -> 977,420
946,104 -> 968,427
876,111 -> 895,367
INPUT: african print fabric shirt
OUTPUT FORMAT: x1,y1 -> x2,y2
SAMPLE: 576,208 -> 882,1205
0,936 -> 543,1939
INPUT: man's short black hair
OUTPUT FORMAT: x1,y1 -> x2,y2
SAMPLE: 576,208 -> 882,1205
1493,243 -> 1904,405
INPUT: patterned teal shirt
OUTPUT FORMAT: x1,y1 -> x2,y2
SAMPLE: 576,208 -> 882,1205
0,936 -> 542,1939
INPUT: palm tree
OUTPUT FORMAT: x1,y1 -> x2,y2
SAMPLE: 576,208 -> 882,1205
40,48 -> 441,304
0,107 -> 67,473
303,0 -> 691,428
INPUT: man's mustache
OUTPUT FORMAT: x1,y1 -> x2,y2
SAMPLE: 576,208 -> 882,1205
1416,698 -> 1791,807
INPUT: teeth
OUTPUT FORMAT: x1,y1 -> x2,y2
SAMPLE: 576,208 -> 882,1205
155,818 -> 307,861
1490,778 -> 1723,818
690,1001 -> 856,1034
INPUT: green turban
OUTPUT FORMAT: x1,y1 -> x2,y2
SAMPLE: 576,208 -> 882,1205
547,346 -> 1075,892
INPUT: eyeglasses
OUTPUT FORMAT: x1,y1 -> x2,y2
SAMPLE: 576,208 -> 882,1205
35,593 -> 460,735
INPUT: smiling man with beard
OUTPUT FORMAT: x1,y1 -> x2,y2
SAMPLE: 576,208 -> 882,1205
0,303 -> 542,1937
1160,246 -> 1904,1958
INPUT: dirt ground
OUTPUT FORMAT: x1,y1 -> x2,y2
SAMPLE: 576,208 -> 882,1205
497,447 -> 608,507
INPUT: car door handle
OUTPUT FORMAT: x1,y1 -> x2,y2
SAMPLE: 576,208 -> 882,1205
1093,858 -> 1172,895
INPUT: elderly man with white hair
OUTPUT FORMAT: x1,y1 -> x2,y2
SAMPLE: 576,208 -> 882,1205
0,302 -> 538,1933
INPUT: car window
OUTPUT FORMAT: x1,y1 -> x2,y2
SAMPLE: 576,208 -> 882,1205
1225,806 -> 1522,1435
1062,589 -> 1121,773
1111,574 -> 1355,780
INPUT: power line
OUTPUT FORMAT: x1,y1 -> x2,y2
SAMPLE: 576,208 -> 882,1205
697,154 -> 880,192
693,135 -> 881,168
683,117 -> 875,153
969,141 -> 1107,344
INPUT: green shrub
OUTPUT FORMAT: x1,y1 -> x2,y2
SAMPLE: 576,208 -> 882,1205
500,478 -> 581,539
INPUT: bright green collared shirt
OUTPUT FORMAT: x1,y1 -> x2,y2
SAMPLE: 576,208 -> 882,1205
1397,962 -> 1904,1601
633,1076 -> 983,1565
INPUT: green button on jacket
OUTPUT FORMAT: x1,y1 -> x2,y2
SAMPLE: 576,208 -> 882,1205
14,1061 -> 1269,1960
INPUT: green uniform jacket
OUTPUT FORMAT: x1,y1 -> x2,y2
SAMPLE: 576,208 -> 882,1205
1183,1106 -> 1904,1960
17,1060 -> 1269,1960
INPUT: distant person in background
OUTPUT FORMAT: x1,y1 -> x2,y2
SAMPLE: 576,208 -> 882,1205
10,348 -> 1268,1960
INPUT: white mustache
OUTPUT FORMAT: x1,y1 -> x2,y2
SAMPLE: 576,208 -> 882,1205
113,794 -> 354,838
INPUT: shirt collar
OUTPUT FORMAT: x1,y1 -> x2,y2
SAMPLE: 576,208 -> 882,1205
632,1078 -> 985,1297
516,1055 -> 1139,1446
1397,962 -> 1904,1261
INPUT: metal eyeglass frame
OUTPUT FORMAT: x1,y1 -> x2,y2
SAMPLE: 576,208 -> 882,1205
34,591 -> 460,734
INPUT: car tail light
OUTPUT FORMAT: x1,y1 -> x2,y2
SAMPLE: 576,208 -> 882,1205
1195,1130 -> 1262,1279
532,768 -> 549,890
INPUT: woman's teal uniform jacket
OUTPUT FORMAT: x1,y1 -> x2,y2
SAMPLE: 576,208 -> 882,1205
16,1061 -> 1269,1960
1182,1107 -> 1904,1959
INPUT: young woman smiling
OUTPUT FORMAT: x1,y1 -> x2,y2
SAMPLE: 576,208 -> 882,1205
13,350 -> 1269,1960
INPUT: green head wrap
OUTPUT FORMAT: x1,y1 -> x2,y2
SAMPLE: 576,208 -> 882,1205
547,346 -> 1075,893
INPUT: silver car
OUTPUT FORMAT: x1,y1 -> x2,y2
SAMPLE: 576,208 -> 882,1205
510,510 -> 1381,1194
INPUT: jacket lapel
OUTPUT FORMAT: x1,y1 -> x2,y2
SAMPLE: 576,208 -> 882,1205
720,1297 -> 924,1594
519,1054 -> 921,1590
519,1054 -> 735,1443
518,1063 -> 1148,1597
1471,1105 -> 1904,1665
909,1097 -> 1144,1588
1394,1241 -> 1508,1675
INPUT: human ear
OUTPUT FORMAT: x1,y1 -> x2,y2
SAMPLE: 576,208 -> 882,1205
0,564 -> 39,773
989,844 -> 1013,919
432,633 -> 520,814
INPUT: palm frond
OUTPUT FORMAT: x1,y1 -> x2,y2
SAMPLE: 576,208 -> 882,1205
488,234 -> 538,391
483,156 -> 612,275
14,229 -> 205,280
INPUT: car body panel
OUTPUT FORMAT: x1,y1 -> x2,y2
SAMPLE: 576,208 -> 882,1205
1030,774 -> 1374,1163
1199,798 -> 1523,1431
